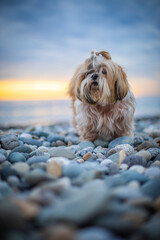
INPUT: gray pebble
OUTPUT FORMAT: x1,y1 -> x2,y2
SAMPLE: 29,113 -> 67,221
141,178 -> 160,199
148,148 -> 160,158
94,139 -> 108,147
27,155 -> 49,164
122,155 -> 147,167
8,152 -> 26,163
0,181 -> 13,197
76,226 -> 113,240
108,136 -> 133,148
0,134 -> 19,150
78,141 -> 95,150
11,145 -> 32,153
49,147 -> 76,160
19,137 -> 41,147
0,153 -> 6,163
145,167 -> 160,179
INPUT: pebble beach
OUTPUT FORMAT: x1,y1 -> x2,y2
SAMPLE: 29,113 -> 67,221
0,116 -> 160,240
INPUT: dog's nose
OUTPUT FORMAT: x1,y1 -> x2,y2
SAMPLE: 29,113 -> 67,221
91,73 -> 98,81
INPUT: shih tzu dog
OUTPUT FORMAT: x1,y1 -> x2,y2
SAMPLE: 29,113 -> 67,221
68,50 -> 135,141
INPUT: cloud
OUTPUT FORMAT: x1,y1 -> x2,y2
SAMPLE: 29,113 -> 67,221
0,0 -> 160,86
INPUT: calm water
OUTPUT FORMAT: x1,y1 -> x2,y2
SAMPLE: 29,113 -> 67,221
0,97 -> 160,126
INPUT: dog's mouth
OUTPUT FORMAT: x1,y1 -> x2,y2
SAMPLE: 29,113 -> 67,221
84,83 -> 101,104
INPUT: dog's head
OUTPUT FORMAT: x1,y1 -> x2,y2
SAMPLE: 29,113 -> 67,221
69,50 -> 129,106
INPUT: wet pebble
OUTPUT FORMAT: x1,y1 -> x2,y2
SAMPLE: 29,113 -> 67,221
108,144 -> 134,156
129,165 -> 145,174
0,152 -> 6,163
135,150 -> 151,161
19,137 -> 41,147
27,155 -> 49,164
108,136 -> 133,148
62,163 -> 85,179
11,145 -> 32,153
0,133 -> 19,150
0,181 -> 13,197
8,152 -> 26,163
108,150 -> 126,165
83,152 -> 92,161
148,147 -> 160,158
94,139 -> 108,147
122,155 -> 147,167
46,160 -> 62,177
76,226 -> 114,240
141,178 -> 160,199
12,162 -> 29,174
78,141 -> 95,149
145,167 -> 160,179
49,147 -> 76,159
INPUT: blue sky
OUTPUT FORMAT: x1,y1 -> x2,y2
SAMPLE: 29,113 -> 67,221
0,0 -> 160,89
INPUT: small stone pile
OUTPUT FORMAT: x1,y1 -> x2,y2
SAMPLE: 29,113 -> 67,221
0,116 -> 160,240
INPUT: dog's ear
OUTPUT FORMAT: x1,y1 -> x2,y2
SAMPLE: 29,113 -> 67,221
115,66 -> 129,100
68,64 -> 82,101
97,50 -> 111,60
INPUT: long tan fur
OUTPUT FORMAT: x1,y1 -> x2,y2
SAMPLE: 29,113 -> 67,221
68,50 -> 135,141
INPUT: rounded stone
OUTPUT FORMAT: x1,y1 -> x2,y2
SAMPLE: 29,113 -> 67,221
46,161 -> 62,177
56,140 -> 66,146
96,153 -> 106,159
155,153 -> 160,161
148,148 -> 160,158
62,163 -> 85,179
0,148 -> 7,156
7,175 -> 20,186
129,165 -> 146,174
14,199 -> 39,219
110,144 -> 134,156
0,181 -> 13,197
141,178 -> 160,199
108,150 -> 126,165
135,150 -> 151,161
145,167 -> 160,179
119,163 -> 128,171
49,147 -> 76,160
122,155 -> 147,167
100,159 -> 113,167
0,153 -> 6,163
94,146 -> 105,155
83,152 -> 92,161
8,152 -> 26,163
20,133 -> 32,139
127,180 -> 140,189
78,141 -> 95,150
76,226 -> 113,240
151,160 -> 160,168
27,155 -> 49,164
0,134 -> 19,150
108,136 -> 133,148
48,157 -> 70,166
77,159 -> 85,163
12,162 -> 29,174
94,139 -> 108,147
11,145 -> 32,153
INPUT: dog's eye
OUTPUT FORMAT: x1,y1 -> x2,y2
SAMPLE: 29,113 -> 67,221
102,68 -> 107,75
85,71 -> 90,77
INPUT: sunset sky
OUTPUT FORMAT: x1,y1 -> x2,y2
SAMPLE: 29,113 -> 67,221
0,0 -> 160,101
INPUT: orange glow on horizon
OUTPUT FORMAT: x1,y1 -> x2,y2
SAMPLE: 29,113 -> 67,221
0,77 -> 159,101
0,79 -> 69,101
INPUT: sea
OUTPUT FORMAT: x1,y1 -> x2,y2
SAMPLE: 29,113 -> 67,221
0,96 -> 160,127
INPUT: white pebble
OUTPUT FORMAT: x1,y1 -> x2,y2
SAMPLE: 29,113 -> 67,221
129,165 -> 145,174
119,163 -> 128,171
100,159 -> 113,166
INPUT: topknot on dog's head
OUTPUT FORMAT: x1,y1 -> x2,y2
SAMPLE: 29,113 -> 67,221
91,50 -> 112,60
